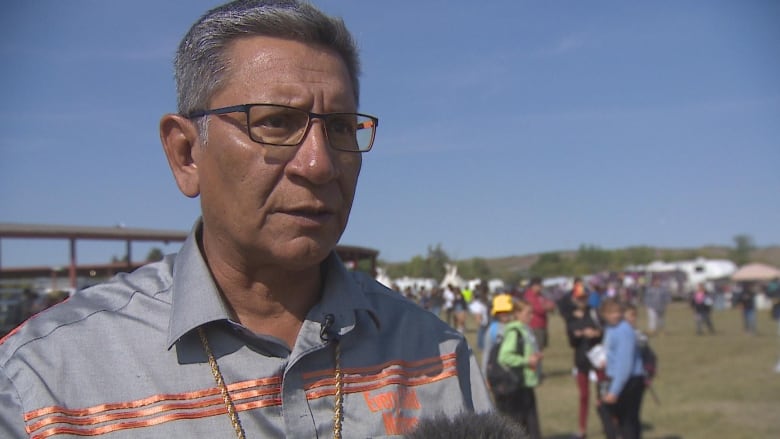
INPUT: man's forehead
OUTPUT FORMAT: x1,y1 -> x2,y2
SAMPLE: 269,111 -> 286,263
218,36 -> 355,103
225,36 -> 348,74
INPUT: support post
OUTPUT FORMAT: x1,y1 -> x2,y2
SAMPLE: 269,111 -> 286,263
69,238 -> 77,290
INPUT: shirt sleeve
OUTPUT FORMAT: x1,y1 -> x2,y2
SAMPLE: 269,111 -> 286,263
607,324 -> 636,396
0,366 -> 28,438
497,328 -> 528,368
456,337 -> 494,412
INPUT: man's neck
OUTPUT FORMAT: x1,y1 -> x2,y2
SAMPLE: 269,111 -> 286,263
199,234 -> 326,348
215,259 -> 324,348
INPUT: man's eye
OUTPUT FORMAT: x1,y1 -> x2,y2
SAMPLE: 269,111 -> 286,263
328,117 -> 356,135
256,114 -> 294,131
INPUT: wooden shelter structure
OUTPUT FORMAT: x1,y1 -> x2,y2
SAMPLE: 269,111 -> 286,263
0,223 -> 378,289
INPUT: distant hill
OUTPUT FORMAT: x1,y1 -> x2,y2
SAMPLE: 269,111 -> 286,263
483,245 -> 780,277
747,246 -> 780,267
381,245 -> 780,281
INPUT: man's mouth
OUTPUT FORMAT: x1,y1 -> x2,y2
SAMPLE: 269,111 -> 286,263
282,206 -> 336,224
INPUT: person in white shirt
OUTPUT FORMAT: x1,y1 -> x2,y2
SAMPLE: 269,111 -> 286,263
468,287 -> 490,351
443,285 -> 456,325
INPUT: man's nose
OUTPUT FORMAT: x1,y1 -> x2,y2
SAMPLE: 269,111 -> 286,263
285,120 -> 339,184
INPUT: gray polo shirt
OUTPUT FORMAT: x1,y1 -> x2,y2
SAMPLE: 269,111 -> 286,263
0,223 -> 492,438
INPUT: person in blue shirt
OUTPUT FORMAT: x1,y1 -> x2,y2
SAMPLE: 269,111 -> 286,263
600,298 -> 645,439
588,280 -> 604,310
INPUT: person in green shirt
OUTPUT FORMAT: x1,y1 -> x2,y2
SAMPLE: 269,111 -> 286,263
497,299 -> 543,439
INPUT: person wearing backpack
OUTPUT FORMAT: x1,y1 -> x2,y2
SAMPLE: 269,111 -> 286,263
624,304 -> 657,385
496,299 -> 543,439
482,293 -> 515,372
600,299 -> 646,439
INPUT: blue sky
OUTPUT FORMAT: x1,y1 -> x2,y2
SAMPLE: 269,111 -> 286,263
1,0 -> 778,268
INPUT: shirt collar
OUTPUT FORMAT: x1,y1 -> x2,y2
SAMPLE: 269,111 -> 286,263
307,251 -> 380,337
166,219 -> 379,348
166,220 -> 233,348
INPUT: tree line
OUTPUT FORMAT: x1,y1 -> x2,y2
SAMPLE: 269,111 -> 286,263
381,234 -> 759,284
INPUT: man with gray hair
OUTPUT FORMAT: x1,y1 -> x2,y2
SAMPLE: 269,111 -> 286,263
0,1 -> 492,437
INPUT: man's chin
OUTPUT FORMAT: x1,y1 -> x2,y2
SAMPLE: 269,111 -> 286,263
269,236 -> 337,269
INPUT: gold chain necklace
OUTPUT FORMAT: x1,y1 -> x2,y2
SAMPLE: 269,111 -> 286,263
198,326 -> 344,439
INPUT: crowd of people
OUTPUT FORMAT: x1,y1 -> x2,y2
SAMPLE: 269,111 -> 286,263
486,278 -> 648,439
397,271 -> 779,340
392,273 -> 780,438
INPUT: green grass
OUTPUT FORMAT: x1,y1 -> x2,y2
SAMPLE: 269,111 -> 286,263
464,302 -> 780,439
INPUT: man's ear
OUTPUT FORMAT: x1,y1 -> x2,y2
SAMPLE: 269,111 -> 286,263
160,114 -> 201,198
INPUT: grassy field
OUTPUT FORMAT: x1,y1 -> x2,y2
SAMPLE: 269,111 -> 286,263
465,302 -> 780,439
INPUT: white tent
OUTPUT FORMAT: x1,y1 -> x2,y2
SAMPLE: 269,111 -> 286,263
440,263 -> 465,289
731,263 -> 780,282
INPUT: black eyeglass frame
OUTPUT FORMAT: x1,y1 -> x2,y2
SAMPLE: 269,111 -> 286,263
185,103 -> 379,152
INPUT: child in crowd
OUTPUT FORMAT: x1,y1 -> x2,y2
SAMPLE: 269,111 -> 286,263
600,299 -> 646,439
482,293 -> 514,372
496,299 -> 543,439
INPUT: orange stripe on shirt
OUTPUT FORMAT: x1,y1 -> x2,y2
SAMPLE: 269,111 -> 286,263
24,387 -> 221,421
26,394 -> 225,432
306,356 -> 457,391
303,352 -> 457,381
306,359 -> 459,400
25,376 -> 282,421
25,379 -> 283,437
307,367 -> 459,400
24,356 -> 458,436
29,405 -> 227,439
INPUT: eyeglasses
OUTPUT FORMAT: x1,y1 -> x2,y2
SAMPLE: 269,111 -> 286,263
186,103 -> 378,152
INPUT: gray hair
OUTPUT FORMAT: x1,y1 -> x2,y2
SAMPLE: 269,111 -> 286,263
174,0 -> 361,117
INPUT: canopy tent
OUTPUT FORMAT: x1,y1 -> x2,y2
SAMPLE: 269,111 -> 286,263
730,263 -> 780,282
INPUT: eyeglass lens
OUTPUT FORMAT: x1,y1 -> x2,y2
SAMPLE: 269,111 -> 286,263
248,105 -> 375,151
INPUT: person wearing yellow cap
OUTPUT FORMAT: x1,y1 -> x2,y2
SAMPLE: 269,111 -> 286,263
481,292 -> 515,372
